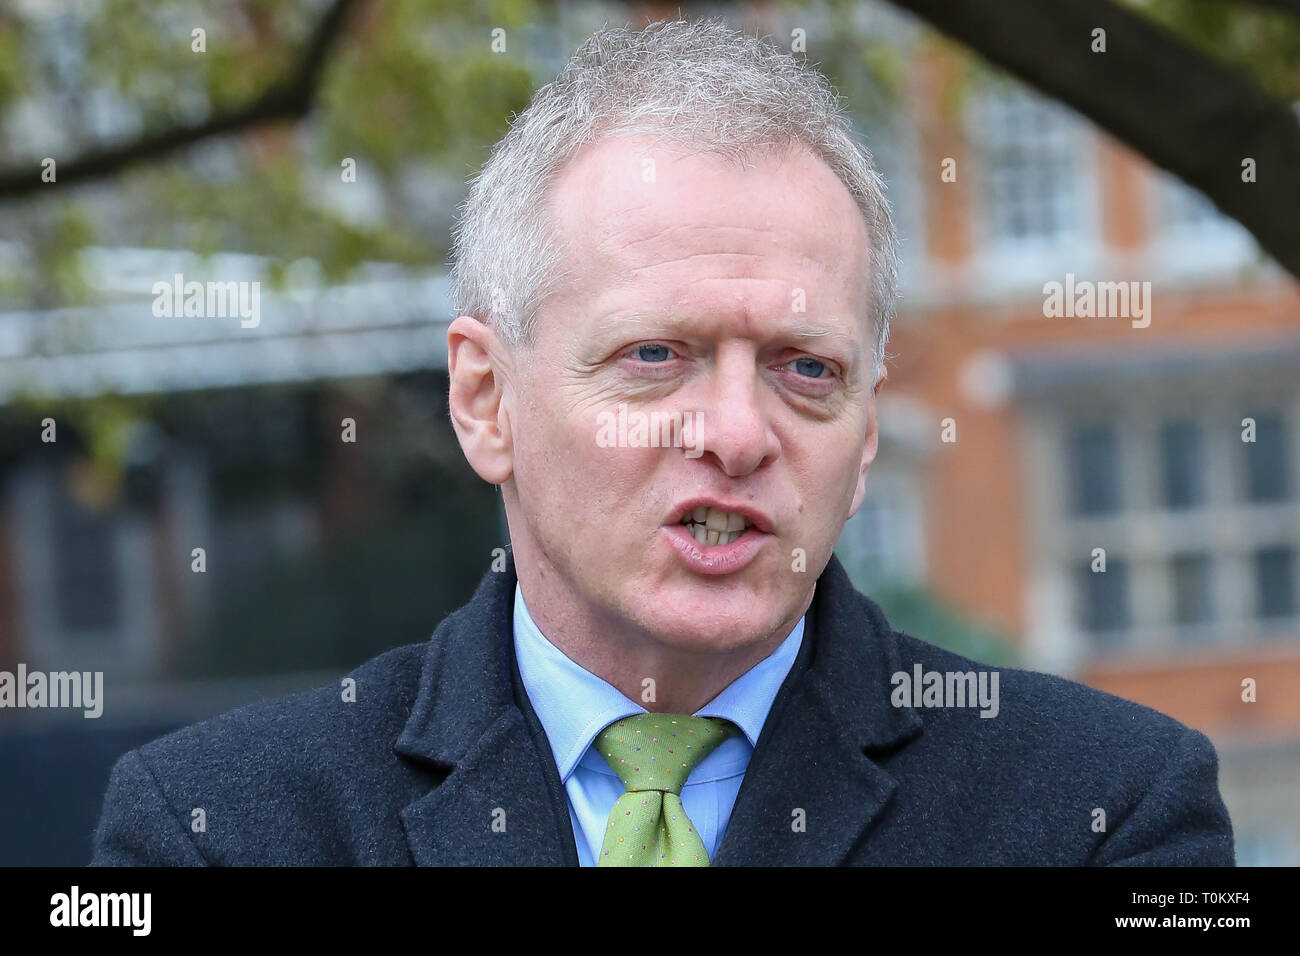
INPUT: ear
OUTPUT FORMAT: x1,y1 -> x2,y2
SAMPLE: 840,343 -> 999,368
447,315 -> 515,485
846,364 -> 887,520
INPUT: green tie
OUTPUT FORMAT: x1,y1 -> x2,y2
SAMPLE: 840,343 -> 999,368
594,713 -> 740,866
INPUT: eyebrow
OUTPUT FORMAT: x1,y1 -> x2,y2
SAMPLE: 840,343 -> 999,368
595,310 -> 861,357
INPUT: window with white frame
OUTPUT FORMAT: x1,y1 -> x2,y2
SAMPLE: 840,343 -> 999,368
1170,552 -> 1214,631
7,461 -> 160,677
1067,421 -> 1122,516
1036,397 -> 1300,657
1243,410 -> 1290,503
835,471 -> 925,591
969,82 -> 1089,248
1255,545 -> 1296,622
1074,555 -> 1130,645
1160,419 -> 1206,509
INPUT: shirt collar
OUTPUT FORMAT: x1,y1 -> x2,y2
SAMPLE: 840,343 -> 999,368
512,582 -> 805,782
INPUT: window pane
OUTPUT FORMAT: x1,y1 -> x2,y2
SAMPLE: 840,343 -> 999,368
1170,553 -> 1213,627
1254,546 -> 1295,620
1069,423 -> 1121,515
1243,412 -> 1289,503
974,87 -> 1082,244
837,496 -> 900,586
1160,420 -> 1204,509
54,496 -> 120,632
1078,559 -> 1130,642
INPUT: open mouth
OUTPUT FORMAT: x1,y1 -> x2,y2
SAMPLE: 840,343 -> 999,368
678,506 -> 753,546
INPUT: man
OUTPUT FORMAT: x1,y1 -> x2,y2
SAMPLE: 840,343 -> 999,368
92,18 -> 1234,866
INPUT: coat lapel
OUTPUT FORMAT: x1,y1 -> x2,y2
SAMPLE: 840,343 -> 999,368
394,552 -> 574,866
392,549 -> 920,866
712,554 -> 923,866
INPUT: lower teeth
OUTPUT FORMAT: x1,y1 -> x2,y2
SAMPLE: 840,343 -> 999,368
685,523 -> 743,546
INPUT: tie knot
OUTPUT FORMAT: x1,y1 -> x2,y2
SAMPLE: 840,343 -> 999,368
594,713 -> 739,795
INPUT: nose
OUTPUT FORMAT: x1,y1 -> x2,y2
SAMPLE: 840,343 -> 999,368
689,349 -> 780,477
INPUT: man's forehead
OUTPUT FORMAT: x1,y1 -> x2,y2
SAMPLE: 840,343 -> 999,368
548,133 -> 869,272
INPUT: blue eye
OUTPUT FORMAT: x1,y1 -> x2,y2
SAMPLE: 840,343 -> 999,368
791,357 -> 828,378
635,344 -> 672,362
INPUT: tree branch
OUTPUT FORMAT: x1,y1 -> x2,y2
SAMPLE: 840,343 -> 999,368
889,0 -> 1300,280
0,0 -> 359,200
1241,0 -> 1300,18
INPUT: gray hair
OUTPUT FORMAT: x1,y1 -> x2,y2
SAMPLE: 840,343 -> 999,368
449,16 -> 898,382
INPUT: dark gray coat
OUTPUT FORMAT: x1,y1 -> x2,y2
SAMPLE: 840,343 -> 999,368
90,552 -> 1235,865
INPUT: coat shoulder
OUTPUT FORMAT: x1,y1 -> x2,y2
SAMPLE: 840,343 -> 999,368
93,639 -> 437,865
891,630 -> 1193,749
142,639 -> 427,766
882,630 -> 1234,864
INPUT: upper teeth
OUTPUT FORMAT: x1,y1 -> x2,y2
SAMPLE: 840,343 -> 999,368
681,506 -> 751,546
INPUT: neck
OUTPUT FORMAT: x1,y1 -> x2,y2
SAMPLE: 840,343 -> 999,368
515,565 -> 808,715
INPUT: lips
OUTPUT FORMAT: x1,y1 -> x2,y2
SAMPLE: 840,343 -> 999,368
660,497 -> 775,574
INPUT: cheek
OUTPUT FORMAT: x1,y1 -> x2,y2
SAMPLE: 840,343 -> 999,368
515,384 -> 589,463
521,406 -> 648,516
786,430 -> 863,503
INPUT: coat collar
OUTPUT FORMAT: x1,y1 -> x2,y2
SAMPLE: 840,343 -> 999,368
394,549 -> 922,865
710,554 -> 924,865
394,553 -> 575,865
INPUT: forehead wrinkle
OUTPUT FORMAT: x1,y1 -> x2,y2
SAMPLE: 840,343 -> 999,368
595,235 -> 848,292
605,238 -> 860,307
589,220 -> 785,261
632,250 -> 773,275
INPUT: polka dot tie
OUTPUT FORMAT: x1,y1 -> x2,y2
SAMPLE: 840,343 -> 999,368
593,713 -> 740,866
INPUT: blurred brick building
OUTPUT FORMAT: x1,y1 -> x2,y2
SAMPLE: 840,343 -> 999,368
814,12 -> 1300,864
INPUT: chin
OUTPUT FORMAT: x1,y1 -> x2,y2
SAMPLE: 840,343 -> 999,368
635,601 -> 780,653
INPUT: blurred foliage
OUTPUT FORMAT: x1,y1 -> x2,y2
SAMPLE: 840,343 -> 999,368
811,0 -> 911,112
835,549 -> 1020,665
0,0 -> 1297,311
0,0 -> 937,312
1138,0 -> 1300,103
0,0 -> 547,307
869,583 -> 1022,668
925,0 -> 1300,115
5,391 -> 157,475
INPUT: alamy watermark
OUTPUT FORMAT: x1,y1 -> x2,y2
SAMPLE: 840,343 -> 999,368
1042,273 -> 1151,328
0,664 -> 103,718
596,403 -> 704,458
50,886 -> 150,936
152,273 -> 260,328
891,664 -> 999,718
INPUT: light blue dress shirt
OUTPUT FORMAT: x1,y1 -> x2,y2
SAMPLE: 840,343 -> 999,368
512,583 -> 805,866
